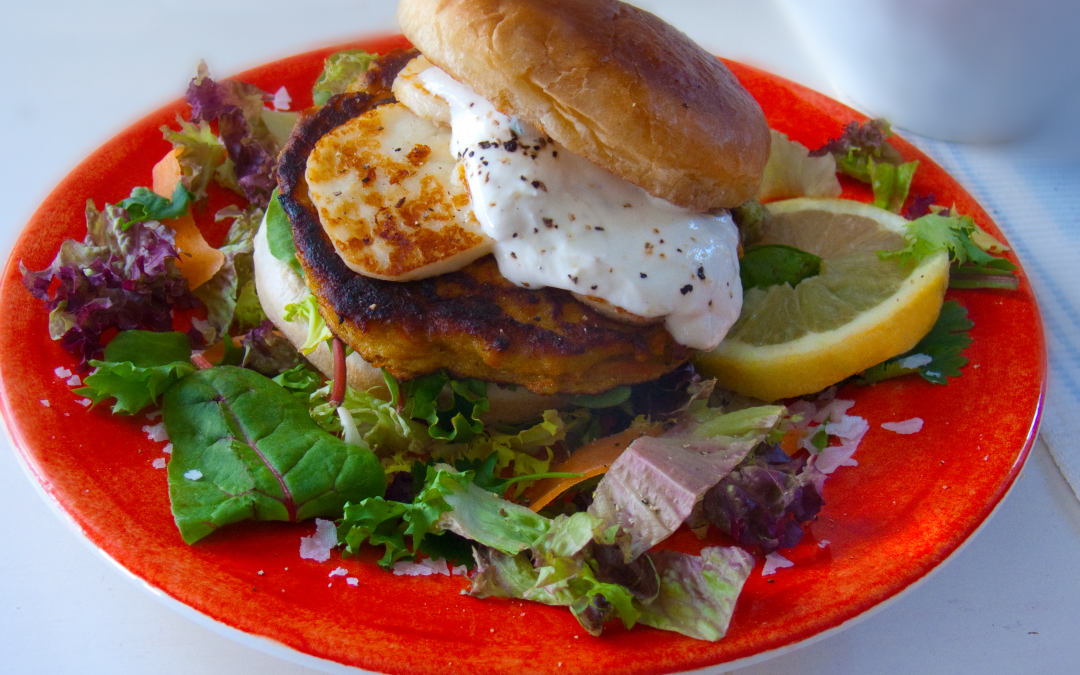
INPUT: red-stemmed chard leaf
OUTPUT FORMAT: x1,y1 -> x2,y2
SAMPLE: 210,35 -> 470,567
163,366 -> 384,544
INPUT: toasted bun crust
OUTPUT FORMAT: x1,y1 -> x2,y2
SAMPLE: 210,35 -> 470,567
397,0 -> 770,211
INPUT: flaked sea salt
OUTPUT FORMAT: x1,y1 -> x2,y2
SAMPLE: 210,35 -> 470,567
183,469 -> 203,480
346,577 -> 359,586
812,396 -> 856,425
762,552 -> 795,576
162,443 -> 173,455
881,418 -> 924,435
65,374 -> 81,387
299,519 -> 337,562
143,423 -> 169,442
898,353 -> 933,370
329,567 -> 348,578
76,398 -> 92,407
145,409 -> 162,421
392,561 -> 436,577
54,367 -> 72,379
812,410 -> 869,475
152,458 -> 167,469
826,414 -> 870,440
39,399 -> 50,407
273,86 -> 292,111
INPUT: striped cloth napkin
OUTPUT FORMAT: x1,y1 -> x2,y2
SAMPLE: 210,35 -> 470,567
907,123 -> 1080,500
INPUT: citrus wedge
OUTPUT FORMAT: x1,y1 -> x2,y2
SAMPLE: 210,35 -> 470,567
695,198 -> 950,401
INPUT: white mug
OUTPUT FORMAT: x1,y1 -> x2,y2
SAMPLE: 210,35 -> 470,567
778,0 -> 1080,142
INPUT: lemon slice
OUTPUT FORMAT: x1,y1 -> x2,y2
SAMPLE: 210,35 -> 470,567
695,198 -> 950,401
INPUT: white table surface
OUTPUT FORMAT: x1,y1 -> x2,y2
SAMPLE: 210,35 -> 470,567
2,2 -> 1078,674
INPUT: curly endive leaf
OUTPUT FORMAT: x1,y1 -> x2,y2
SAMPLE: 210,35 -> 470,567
164,366 -> 384,543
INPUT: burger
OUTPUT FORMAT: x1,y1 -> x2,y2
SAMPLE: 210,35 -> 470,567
254,0 -> 771,419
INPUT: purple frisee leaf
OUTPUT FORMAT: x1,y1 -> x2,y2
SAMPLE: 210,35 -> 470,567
810,118 -> 897,161
185,62 -> 279,208
703,446 -> 825,555
21,202 -> 201,367
241,320 -> 304,375
904,192 -> 937,220
588,405 -> 785,559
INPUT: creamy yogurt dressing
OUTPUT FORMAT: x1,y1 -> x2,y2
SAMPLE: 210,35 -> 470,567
418,67 -> 742,350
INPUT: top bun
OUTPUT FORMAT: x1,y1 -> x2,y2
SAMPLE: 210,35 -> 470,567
397,0 -> 770,211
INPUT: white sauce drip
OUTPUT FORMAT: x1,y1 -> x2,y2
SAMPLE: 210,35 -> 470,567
418,67 -> 742,350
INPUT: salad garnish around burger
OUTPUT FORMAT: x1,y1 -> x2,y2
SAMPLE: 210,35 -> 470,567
21,0 -> 1018,642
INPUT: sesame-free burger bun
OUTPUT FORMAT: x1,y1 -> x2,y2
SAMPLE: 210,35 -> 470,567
397,0 -> 771,211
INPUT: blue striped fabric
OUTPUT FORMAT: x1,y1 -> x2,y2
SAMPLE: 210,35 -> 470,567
907,134 -> 1080,500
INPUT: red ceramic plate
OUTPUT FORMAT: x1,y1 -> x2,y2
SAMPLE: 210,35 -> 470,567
0,36 -> 1045,675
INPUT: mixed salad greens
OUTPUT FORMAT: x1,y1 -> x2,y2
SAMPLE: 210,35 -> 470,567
21,52 -> 1018,642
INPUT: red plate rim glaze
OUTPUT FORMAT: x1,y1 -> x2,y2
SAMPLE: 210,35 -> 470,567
0,36 -> 1045,675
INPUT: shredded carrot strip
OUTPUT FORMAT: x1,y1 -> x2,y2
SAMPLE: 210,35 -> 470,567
200,335 -> 244,365
522,422 -> 664,512
779,429 -> 804,456
151,150 -> 224,290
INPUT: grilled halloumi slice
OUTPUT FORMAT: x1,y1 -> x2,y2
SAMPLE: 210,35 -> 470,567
305,101 -> 491,281
391,56 -> 451,127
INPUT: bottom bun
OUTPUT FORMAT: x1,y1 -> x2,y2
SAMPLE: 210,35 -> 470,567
252,217 -> 568,423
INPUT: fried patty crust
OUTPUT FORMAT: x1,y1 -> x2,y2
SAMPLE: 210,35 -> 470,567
275,51 -> 693,395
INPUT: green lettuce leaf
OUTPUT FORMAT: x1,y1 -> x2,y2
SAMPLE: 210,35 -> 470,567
340,497 -> 413,567
812,118 -> 906,184
74,330 -> 196,414
261,109 -> 299,148
754,129 -> 842,202
160,116 -> 239,199
870,159 -> 919,213
163,366 -> 385,544
568,387 -> 631,409
880,210 -> 1019,289
432,408 -> 570,491
265,190 -> 303,276
338,464 -> 546,568
435,469 -> 551,553
469,510 -> 755,640
450,445 -> 579,497
731,199 -> 771,249
272,363 -> 324,400
308,379 -> 431,457
117,184 -> 193,230
283,295 -> 333,355
312,50 -> 376,106
234,279 -> 266,330
192,204 -> 265,342
636,547 -> 755,641
400,371 -> 490,442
